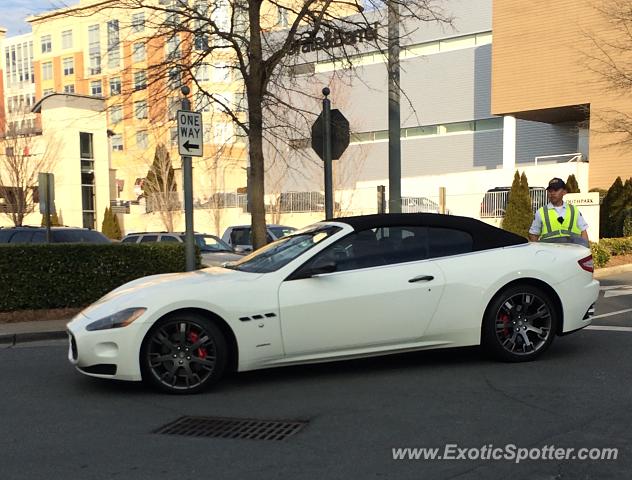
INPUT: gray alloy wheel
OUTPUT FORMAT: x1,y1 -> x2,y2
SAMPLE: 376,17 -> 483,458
141,314 -> 227,394
482,285 -> 558,362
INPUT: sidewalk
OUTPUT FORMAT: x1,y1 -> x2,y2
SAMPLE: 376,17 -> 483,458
2,263 -> 631,345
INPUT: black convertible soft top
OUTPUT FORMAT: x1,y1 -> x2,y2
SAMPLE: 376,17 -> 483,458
328,213 -> 528,251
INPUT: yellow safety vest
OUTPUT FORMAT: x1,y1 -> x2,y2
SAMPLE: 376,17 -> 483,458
538,204 -> 582,241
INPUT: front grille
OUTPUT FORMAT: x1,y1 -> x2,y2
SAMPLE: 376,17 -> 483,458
154,416 -> 307,441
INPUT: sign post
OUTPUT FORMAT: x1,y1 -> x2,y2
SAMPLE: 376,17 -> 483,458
311,88 -> 350,219
177,86 -> 202,271
38,172 -> 55,243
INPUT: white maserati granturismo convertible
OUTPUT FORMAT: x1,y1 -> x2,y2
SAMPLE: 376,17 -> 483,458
67,214 -> 599,393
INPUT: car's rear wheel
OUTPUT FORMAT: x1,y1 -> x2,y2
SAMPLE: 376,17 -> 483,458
140,313 -> 227,394
482,285 -> 558,362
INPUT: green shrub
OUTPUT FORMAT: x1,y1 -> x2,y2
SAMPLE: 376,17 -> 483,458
591,242 -> 611,268
101,207 -> 122,240
599,237 -> 632,256
0,243 -> 201,311
502,171 -> 533,238
565,174 -> 580,193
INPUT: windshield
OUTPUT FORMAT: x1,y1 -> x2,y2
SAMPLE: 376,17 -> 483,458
269,226 -> 296,239
194,234 -> 232,252
225,225 -> 341,273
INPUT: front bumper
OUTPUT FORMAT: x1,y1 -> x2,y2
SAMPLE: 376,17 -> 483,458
67,313 -> 149,381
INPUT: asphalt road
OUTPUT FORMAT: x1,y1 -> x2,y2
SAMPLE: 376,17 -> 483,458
1,272 -> 631,480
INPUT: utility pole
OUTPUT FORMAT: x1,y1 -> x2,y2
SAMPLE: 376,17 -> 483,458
180,85 -> 196,271
388,1 -> 402,213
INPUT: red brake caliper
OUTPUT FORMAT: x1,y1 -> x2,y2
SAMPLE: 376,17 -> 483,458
187,331 -> 207,359
500,313 -> 510,337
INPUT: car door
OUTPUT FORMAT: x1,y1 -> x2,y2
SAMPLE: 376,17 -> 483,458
277,226 -> 446,356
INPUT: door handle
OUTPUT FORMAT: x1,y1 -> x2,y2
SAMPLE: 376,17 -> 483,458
408,275 -> 434,283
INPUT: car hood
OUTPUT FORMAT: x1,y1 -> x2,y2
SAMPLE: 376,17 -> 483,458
80,267 -> 261,319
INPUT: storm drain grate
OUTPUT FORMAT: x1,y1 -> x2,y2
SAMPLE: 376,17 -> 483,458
153,416 -> 308,441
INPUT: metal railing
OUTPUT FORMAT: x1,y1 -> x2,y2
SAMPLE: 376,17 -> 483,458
534,153 -> 584,165
402,196 -> 442,213
479,189 -> 548,218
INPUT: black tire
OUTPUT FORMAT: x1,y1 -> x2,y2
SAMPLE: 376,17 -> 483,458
140,313 -> 228,394
482,284 -> 558,362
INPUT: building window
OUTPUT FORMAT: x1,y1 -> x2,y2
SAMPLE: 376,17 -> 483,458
170,127 -> 178,146
42,88 -> 54,96
41,35 -> 52,53
168,97 -> 180,120
168,68 -> 181,88
212,63 -> 230,82
64,84 -> 75,93
63,57 -> 74,76
195,64 -> 210,82
131,12 -> 145,32
213,122 -> 234,144
111,134 -> 123,151
132,43 -> 146,62
136,130 -> 148,149
110,77 -> 121,95
277,7 -> 289,27
61,30 -> 73,49
107,20 -> 120,68
90,80 -> 102,96
134,71 -> 147,90
134,100 -> 148,119
166,35 -> 180,59
195,92 -> 211,112
42,61 -> 53,80
88,24 -> 101,75
80,132 -> 94,159
110,104 -> 122,123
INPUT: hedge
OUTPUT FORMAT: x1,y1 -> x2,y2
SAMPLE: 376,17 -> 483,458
590,242 -> 611,269
0,243 -> 200,311
599,237 -> 632,256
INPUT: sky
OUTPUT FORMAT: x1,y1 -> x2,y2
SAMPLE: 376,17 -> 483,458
2,0 -> 78,37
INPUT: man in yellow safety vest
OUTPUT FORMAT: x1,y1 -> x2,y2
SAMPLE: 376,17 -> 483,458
528,177 -> 589,247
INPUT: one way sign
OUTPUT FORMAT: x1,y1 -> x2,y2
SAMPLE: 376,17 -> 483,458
177,110 -> 203,157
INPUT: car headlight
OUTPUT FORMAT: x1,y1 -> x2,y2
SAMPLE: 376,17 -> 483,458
86,308 -> 147,332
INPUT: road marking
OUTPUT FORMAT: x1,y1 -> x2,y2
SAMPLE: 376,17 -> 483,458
600,284 -> 632,298
591,308 -> 632,319
586,325 -> 632,332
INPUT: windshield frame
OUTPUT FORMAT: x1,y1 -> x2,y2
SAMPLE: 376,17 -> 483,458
224,225 -> 341,273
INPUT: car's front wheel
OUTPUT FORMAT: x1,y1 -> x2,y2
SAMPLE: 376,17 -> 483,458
482,285 -> 558,362
140,313 -> 227,394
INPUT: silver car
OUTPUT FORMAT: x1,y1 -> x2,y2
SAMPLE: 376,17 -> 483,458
121,232 -> 243,266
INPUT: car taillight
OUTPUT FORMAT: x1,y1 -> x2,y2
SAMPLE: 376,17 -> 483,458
578,255 -> 594,273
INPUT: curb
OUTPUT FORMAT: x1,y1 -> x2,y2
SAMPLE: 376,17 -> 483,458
595,263 -> 632,279
0,330 -> 67,346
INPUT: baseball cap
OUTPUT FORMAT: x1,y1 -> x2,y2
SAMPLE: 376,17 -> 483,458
546,178 -> 566,191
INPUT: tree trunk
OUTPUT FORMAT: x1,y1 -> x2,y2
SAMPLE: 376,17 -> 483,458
247,1 -> 267,250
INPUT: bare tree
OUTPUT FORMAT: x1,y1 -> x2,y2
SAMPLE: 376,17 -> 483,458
582,0 -> 632,145
0,122 -> 59,226
62,0 -> 451,248
143,142 -> 179,231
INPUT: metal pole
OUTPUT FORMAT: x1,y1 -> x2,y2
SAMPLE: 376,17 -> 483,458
45,174 -> 51,243
388,1 -> 401,214
322,87 -> 334,220
181,86 -> 196,271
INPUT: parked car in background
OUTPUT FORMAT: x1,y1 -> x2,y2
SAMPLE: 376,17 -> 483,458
221,224 -> 297,251
121,232 -> 243,266
0,226 -> 110,244
480,186 -> 547,218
